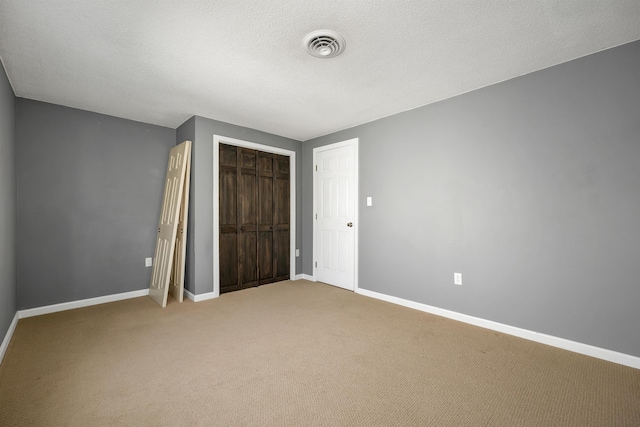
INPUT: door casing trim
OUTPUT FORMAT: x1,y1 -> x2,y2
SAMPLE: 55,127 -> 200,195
213,135 -> 296,297
312,138 -> 359,291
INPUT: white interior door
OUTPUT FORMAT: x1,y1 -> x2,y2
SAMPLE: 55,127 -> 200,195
149,140 -> 191,307
314,140 -> 357,290
169,142 -> 192,303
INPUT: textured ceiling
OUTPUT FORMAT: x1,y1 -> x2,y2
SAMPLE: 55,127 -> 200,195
1,1 -> 639,141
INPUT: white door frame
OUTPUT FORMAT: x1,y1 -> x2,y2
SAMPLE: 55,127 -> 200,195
312,138 -> 359,291
213,135 -> 297,297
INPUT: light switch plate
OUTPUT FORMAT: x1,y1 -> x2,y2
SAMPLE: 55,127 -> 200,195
366,196 -> 372,206
145,257 -> 153,267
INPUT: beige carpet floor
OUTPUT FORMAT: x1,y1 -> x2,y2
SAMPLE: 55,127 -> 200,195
0,280 -> 638,426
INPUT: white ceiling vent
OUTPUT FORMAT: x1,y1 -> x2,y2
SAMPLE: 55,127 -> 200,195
303,30 -> 346,59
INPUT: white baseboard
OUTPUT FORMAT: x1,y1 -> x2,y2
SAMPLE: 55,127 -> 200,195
355,288 -> 640,370
184,289 -> 218,302
18,289 -> 150,319
0,312 -> 19,365
294,274 -> 315,281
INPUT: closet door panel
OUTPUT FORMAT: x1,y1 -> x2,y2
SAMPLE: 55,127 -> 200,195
220,172 -> 237,226
219,144 -> 239,292
220,230 -> 238,291
220,145 -> 237,167
274,230 -> 290,279
258,179 -> 273,226
258,152 -> 274,284
258,231 -> 274,283
273,154 -> 290,281
239,231 -> 258,286
238,148 -> 258,288
274,178 -> 289,226
240,176 -> 257,228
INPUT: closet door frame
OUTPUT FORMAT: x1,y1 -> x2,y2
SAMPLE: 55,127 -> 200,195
213,135 -> 296,297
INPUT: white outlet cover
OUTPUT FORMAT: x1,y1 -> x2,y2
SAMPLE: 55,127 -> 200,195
366,196 -> 372,206
454,272 -> 462,285
145,257 -> 153,267
295,249 -> 300,257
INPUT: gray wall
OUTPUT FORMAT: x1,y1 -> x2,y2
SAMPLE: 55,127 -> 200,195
303,40 -> 640,357
183,116 -> 301,295
0,59 -> 16,341
16,99 -> 176,309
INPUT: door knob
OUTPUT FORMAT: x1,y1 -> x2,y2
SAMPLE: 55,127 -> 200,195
347,222 -> 353,227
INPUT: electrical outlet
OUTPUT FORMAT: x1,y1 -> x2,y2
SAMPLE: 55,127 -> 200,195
145,257 -> 153,267
454,272 -> 462,285
295,249 -> 300,257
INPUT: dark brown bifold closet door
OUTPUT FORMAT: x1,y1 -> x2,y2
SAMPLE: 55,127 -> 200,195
272,153 -> 290,282
219,143 -> 290,294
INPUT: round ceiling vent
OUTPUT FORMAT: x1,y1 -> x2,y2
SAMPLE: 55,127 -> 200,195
303,30 -> 346,59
